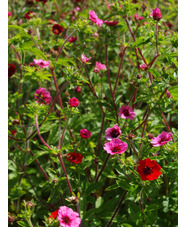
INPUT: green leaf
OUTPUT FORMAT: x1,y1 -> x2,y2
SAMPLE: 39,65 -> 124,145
170,58 -> 178,68
95,197 -> 104,208
17,221 -> 29,227
132,36 -> 151,47
23,47 -> 47,60
148,68 -> 161,78
84,182 -> 103,196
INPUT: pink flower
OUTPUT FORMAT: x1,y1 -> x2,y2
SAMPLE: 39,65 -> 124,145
8,11 -> 12,17
69,36 -> 77,43
89,10 -> 103,27
72,6 -> 80,15
151,131 -> 173,147
81,54 -> 91,63
89,10 -> 99,23
119,105 -> 136,120
75,86 -> 81,93
104,20 -> 119,26
34,87 -> 52,105
106,3 -> 113,10
58,206 -> 81,227
96,18 -> 103,27
93,32 -> 99,38
69,97 -> 79,107
80,129 -> 91,139
103,138 -> 128,155
33,59 -> 50,68
134,14 -> 144,21
47,19 -> 56,25
166,89 -> 173,98
94,62 -> 106,73
151,8 -> 162,21
140,63 -> 148,70
105,124 -> 121,140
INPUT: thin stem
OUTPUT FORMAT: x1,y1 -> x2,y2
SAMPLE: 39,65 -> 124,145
95,112 -> 106,181
50,67 -> 64,109
35,115 -> 52,149
106,191 -> 128,227
95,154 -> 110,182
105,44 -> 118,123
58,118 -> 61,149
128,140 -> 138,157
60,109 -> 72,149
28,150 -> 49,181
155,22 -> 159,55
113,46 -> 127,95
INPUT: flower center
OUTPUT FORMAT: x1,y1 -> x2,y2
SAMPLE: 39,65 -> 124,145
111,129 -> 120,138
62,216 -> 70,224
160,137 -> 167,142
143,166 -> 152,176
112,146 -> 121,153
123,109 -> 130,116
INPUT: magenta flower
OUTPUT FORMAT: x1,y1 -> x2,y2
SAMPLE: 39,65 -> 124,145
34,87 -> 52,105
75,86 -> 81,93
151,131 -> 173,147
69,97 -> 79,107
140,63 -> 148,70
8,11 -> 12,17
151,8 -> 162,21
33,59 -> 50,68
119,105 -> 136,120
105,124 -> 121,140
80,129 -> 91,139
89,10 -> 103,27
104,20 -> 119,26
72,6 -> 80,15
134,14 -> 144,21
81,54 -> 91,63
93,32 -> 99,38
103,138 -> 128,155
94,62 -> 106,73
69,36 -> 77,43
166,89 -> 173,99
58,206 -> 81,227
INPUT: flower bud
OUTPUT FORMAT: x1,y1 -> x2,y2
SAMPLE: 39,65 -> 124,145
26,201 -> 33,208
136,74 -> 142,79
56,110 -> 62,117
147,133 -> 154,139
69,196 -> 79,204
12,119 -> 20,125
128,133 -> 135,140
28,29 -> 34,35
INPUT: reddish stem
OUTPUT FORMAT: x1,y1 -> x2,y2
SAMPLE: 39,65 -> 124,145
95,154 -> 110,182
35,115 -> 52,150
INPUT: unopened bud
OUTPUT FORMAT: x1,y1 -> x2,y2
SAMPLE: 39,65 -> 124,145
128,133 -> 135,140
28,29 -> 34,35
26,201 -> 33,208
147,133 -> 154,139
56,110 -> 62,117
12,119 -> 20,125
69,196 -> 79,204
136,74 -> 142,79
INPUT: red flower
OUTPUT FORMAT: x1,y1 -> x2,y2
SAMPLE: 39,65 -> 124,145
80,129 -> 91,139
36,0 -> 47,3
24,11 -> 36,20
49,210 -> 58,219
11,131 -> 17,136
69,97 -> 79,107
52,24 -> 64,35
137,158 -> 161,181
8,64 -> 16,78
67,152 -> 83,164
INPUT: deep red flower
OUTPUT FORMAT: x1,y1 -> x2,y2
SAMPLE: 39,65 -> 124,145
137,158 -> 161,181
52,24 -> 64,35
67,152 -> 83,164
36,0 -> 47,3
49,210 -> 58,219
24,11 -> 36,20
80,129 -> 91,139
104,20 -> 119,26
8,64 -> 16,78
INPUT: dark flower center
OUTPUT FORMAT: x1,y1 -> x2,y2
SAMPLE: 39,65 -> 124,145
160,137 -> 167,142
72,156 -> 77,160
110,129 -> 120,138
62,216 -> 70,224
112,146 -> 121,153
143,166 -> 152,176
123,109 -> 130,116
